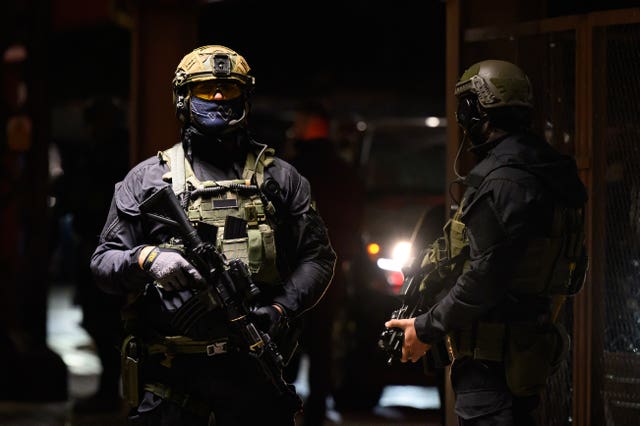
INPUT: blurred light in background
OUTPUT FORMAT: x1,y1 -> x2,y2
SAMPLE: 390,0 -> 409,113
367,242 -> 380,256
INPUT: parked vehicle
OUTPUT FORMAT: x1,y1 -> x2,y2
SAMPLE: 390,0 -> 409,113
333,116 -> 448,410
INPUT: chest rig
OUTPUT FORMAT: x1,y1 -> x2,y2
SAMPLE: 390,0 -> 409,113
158,143 -> 281,286
450,165 -> 587,299
416,204 -> 469,302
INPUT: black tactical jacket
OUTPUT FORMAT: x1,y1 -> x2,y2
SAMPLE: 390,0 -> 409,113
415,131 -> 587,343
90,139 -> 336,321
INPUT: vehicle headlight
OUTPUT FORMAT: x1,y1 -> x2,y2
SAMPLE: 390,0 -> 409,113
391,241 -> 412,266
376,240 -> 412,272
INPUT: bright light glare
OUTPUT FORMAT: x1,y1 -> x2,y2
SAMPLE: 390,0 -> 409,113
392,241 -> 412,266
356,121 -> 367,131
377,258 -> 402,272
425,116 -> 440,127
376,241 -> 413,272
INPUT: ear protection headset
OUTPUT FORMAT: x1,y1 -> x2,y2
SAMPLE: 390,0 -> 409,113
456,94 -> 487,136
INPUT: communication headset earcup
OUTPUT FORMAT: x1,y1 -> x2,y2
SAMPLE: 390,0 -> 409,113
175,93 -> 189,123
458,96 -> 492,153
468,98 -> 483,131
457,96 -> 485,134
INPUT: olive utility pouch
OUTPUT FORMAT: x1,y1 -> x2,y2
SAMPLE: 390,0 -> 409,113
121,335 -> 141,407
504,323 -> 568,397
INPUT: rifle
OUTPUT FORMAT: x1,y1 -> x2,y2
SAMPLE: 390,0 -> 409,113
378,241 -> 460,371
138,185 -> 301,411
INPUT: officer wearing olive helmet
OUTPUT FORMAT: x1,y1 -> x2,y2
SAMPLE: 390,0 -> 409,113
385,60 -> 588,425
91,45 -> 336,425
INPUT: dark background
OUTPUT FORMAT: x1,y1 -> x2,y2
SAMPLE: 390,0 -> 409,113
48,1 -> 448,118
197,1 -> 447,98
2,1 -> 640,424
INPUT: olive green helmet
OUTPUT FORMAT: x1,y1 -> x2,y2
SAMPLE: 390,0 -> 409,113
454,60 -> 533,109
172,45 -> 255,122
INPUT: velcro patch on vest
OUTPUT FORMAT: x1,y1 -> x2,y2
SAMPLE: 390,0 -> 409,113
212,198 -> 238,209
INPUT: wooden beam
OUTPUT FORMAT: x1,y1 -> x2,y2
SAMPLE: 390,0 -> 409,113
588,6 -> 640,27
573,13 -> 594,426
130,1 -> 198,164
446,0 -> 462,212
445,1 -> 460,424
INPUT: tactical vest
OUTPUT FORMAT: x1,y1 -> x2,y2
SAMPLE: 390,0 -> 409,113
447,168 -> 587,298
121,144 -> 286,411
157,143 -> 281,286
421,165 -> 587,396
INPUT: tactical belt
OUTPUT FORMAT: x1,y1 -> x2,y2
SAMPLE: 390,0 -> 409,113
142,336 -> 237,418
447,321 -> 507,362
147,336 -> 235,357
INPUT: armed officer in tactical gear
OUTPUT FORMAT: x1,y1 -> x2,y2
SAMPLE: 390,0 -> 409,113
384,60 -> 588,425
90,45 -> 336,425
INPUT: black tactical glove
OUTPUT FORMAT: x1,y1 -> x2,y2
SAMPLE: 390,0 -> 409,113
141,246 -> 204,291
251,304 -> 287,339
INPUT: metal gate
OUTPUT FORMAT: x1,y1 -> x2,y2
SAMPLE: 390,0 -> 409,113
448,6 -> 640,426
593,19 -> 640,426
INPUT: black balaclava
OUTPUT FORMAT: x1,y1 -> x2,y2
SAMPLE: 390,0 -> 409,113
182,123 -> 247,169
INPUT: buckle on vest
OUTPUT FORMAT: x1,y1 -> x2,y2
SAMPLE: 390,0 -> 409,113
206,340 -> 229,356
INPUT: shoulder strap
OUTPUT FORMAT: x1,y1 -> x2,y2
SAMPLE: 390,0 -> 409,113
159,143 -> 199,197
161,143 -> 275,195
242,146 -> 275,188
169,144 -> 186,196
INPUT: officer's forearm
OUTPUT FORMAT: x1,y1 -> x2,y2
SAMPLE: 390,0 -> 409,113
91,244 -> 151,295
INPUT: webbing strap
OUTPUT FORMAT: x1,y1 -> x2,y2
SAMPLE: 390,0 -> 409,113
144,382 -> 211,419
147,336 -> 233,356
448,321 -> 506,362
163,143 -> 273,194
169,143 -> 186,197
242,147 -> 274,188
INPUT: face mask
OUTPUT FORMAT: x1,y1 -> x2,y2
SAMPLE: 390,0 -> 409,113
189,96 -> 245,136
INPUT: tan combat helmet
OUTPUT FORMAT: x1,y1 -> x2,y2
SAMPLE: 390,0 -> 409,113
172,45 -> 255,122
454,60 -> 533,109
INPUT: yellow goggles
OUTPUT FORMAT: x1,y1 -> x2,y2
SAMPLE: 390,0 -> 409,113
190,81 -> 243,101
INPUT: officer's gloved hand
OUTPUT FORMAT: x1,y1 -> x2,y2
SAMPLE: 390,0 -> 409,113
251,304 -> 286,339
140,246 -> 204,291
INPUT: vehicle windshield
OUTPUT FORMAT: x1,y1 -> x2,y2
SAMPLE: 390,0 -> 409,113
357,116 -> 448,282
359,118 -> 446,195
